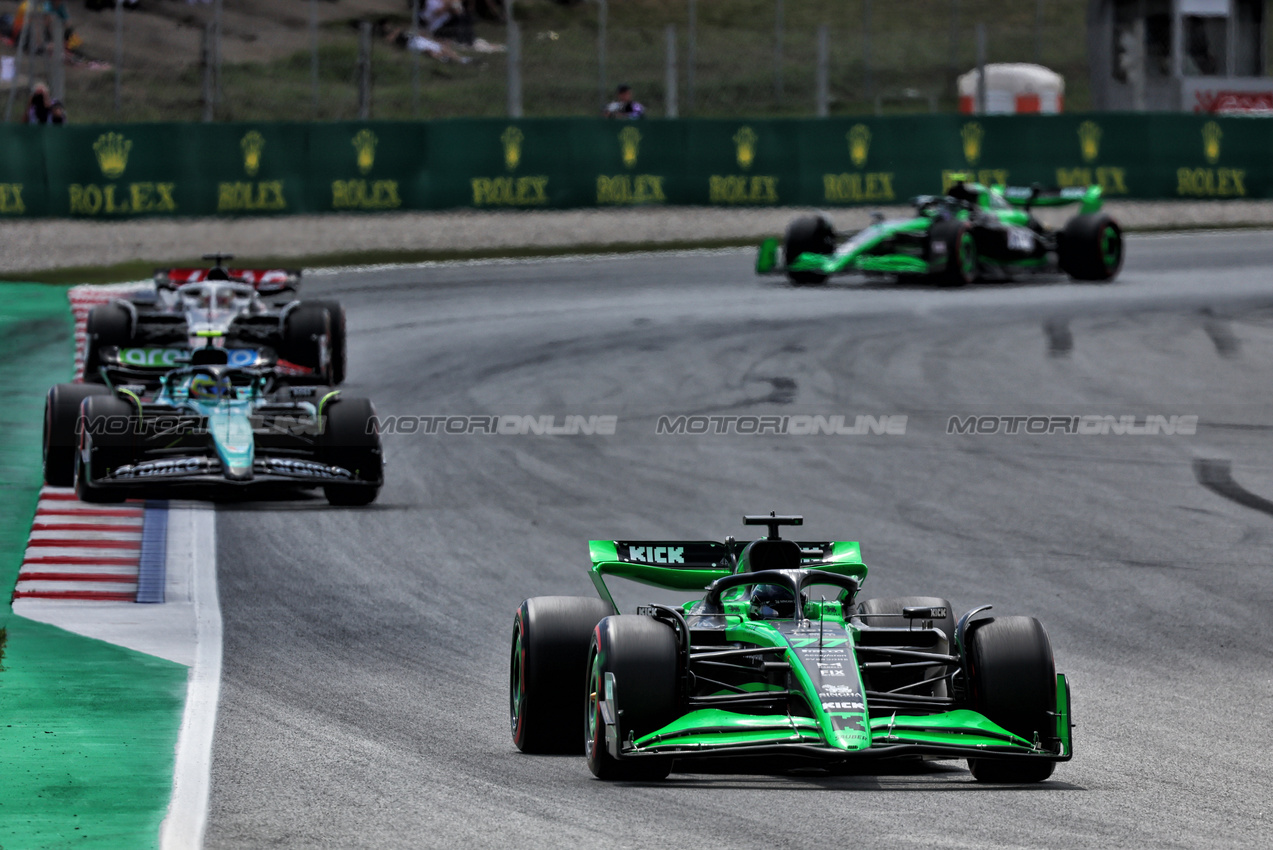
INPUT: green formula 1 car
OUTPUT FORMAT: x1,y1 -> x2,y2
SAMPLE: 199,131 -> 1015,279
756,178 -> 1123,286
510,514 -> 1072,783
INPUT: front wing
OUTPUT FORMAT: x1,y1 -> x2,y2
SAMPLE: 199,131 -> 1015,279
602,674 -> 1072,766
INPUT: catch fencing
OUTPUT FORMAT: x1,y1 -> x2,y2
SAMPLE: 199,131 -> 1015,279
0,113 -> 1262,219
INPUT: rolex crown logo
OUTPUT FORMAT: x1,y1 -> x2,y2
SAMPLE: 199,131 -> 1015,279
734,126 -> 759,171
93,132 -> 132,179
960,122 -> 983,166
619,126 -> 641,169
1202,121 -> 1222,164
502,126 -> 524,172
352,129 -> 378,175
848,124 -> 871,169
1078,121 -> 1101,164
241,131 -> 265,177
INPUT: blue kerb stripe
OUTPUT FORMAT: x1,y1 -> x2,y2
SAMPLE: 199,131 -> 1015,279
137,501 -> 168,604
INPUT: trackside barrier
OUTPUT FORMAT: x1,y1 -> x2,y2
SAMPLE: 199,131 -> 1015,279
0,114 -> 1267,219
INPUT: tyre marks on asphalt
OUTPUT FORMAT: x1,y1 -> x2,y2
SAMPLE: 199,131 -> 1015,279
1193,458 -> 1273,517
1200,309 -> 1241,359
1043,318 -> 1073,357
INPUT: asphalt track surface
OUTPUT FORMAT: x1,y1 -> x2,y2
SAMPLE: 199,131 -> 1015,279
208,231 -> 1273,849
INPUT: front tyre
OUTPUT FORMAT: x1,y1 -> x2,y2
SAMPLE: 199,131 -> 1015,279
929,221 -> 977,286
586,615 -> 678,781
1058,213 -> 1123,281
783,215 -> 835,286
44,383 -> 111,487
319,396 -> 382,506
74,395 -> 136,504
965,616 -> 1058,783
510,596 -> 614,754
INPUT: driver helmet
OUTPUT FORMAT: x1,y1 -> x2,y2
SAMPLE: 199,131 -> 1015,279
947,180 -> 979,205
188,372 -> 233,400
214,287 -> 236,309
748,584 -> 803,620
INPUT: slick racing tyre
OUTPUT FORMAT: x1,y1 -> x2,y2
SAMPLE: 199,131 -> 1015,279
783,215 -> 835,286
511,596 -> 614,754
83,302 -> 134,382
43,383 -> 112,487
282,304 -> 333,383
74,394 -> 136,504
1058,213 -> 1123,281
853,596 -> 955,697
319,395 -> 382,506
586,615 -> 678,781
305,300 -> 347,385
965,616 -> 1057,783
929,220 -> 977,286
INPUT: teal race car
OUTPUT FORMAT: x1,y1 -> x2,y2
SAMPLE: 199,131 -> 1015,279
43,348 -> 382,505
757,178 -> 1123,286
511,514 -> 1072,783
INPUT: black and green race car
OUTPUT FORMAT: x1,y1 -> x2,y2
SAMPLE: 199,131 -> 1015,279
510,514 -> 1072,783
757,178 -> 1123,286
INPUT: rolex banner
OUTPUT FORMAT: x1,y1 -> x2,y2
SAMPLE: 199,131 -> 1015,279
0,114 -> 1268,218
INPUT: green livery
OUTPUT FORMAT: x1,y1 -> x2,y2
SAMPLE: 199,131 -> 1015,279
511,513 -> 1072,783
757,178 -> 1123,287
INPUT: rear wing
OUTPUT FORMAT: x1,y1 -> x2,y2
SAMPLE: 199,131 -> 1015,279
1001,184 -> 1102,215
154,267 -> 302,295
588,538 -> 866,611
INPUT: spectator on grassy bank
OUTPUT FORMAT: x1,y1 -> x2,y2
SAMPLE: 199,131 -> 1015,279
24,82 -> 50,123
602,84 -> 644,119
421,0 -> 474,45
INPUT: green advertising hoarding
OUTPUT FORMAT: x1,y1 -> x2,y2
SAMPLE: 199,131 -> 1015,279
0,114 -> 1266,219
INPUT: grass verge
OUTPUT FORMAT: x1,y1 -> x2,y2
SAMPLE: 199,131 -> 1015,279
0,286 -> 186,850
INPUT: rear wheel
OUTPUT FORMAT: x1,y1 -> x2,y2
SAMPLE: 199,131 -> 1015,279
319,396 -> 382,506
83,302 -> 133,381
306,300 -> 347,385
1058,213 -> 1123,281
511,596 -> 614,754
783,215 -> 835,286
586,615 -> 678,781
965,616 -> 1058,783
281,304 -> 332,383
44,383 -> 111,487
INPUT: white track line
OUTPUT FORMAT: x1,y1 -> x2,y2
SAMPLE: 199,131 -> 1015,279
159,504 -> 221,850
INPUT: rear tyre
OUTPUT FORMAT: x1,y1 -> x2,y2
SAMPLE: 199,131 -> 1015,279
1058,213 -> 1123,281
83,302 -> 133,382
44,383 -> 111,487
74,394 -> 136,504
929,221 -> 977,286
783,215 -> 835,285
319,396 -> 382,506
853,596 -> 955,697
586,615 -> 678,781
965,616 -> 1057,783
306,300 -> 347,385
282,305 -> 332,383
510,596 -> 615,754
